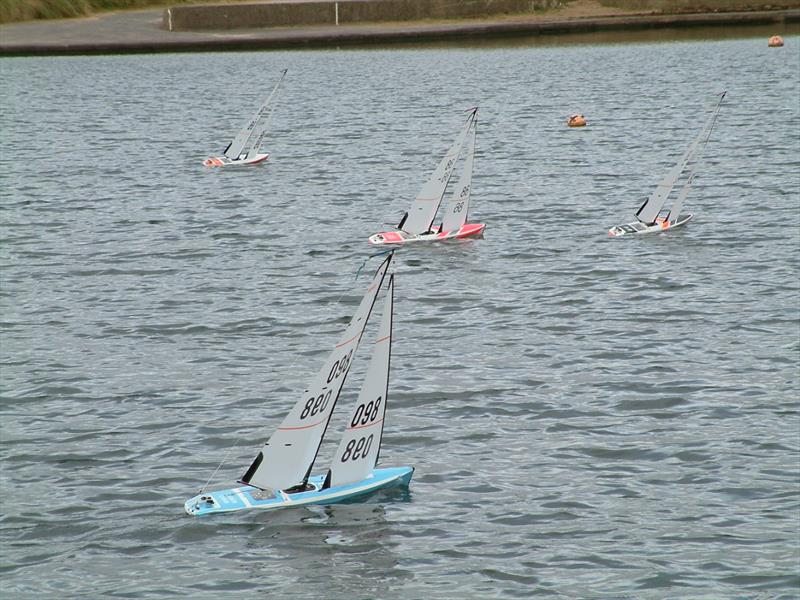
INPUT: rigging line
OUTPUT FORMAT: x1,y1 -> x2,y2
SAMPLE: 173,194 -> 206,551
328,250 -> 393,308
677,91 -> 727,191
200,442 -> 237,494
355,249 -> 393,281
701,91 -> 726,146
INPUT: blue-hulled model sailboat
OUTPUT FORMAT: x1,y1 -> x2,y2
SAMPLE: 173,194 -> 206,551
185,254 -> 412,516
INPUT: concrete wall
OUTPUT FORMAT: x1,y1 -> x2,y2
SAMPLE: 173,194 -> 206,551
165,0 -> 562,31
599,0 -> 800,11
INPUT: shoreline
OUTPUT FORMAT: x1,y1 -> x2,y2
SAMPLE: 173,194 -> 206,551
0,6 -> 797,55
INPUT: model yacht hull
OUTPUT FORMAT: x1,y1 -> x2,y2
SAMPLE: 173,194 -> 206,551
369,222 -> 485,245
203,153 -> 269,168
185,467 -> 414,516
608,214 -> 693,237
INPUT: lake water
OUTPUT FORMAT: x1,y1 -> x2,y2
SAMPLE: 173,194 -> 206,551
1,31 -> 799,598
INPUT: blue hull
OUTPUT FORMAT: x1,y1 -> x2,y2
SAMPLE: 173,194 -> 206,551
185,466 -> 414,516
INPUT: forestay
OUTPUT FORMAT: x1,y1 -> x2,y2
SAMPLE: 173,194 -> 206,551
440,117 -> 476,233
402,109 -> 477,235
330,275 -> 394,487
636,92 -> 727,225
241,254 -> 392,491
224,69 -> 287,160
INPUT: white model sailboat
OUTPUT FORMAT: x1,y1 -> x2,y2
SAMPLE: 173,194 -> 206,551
203,69 -> 287,168
608,92 -> 726,237
369,108 -> 485,245
185,253 -> 413,516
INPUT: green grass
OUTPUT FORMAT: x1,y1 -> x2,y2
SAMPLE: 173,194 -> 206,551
0,0 -> 232,24
0,0 -> 90,23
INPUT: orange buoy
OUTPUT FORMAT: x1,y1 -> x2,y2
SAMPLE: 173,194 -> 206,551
567,114 -> 587,128
768,35 -> 784,47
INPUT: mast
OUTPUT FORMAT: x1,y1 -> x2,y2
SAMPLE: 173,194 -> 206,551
402,109 -> 477,235
376,273 -> 393,466
224,69 -> 287,160
441,114 -> 477,233
636,92 -> 727,225
666,91 -> 726,223
244,69 -> 288,160
329,275 -> 394,487
241,253 -> 393,491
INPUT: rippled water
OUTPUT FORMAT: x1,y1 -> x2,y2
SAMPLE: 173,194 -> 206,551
1,33 -> 799,598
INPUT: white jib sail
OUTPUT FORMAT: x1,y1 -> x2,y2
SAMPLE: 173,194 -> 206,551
440,118 -> 476,233
402,109 -> 477,235
330,275 -> 393,487
636,92 -> 726,225
224,69 -> 287,160
241,253 -> 392,491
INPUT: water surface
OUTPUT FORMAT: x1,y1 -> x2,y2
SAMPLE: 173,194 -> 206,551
1,34 -> 799,598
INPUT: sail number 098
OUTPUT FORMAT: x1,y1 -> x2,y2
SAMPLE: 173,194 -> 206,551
327,350 -> 353,384
341,434 -> 374,462
351,397 -> 381,427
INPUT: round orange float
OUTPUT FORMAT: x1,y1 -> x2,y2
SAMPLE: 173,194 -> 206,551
768,35 -> 784,47
567,114 -> 587,127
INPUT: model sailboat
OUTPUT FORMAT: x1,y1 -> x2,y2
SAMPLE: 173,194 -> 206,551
185,254 -> 413,516
608,92 -> 726,237
369,108 -> 485,245
203,69 -> 287,168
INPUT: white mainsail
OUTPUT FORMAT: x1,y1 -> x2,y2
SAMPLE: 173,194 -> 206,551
636,92 -> 727,225
440,117 -> 476,233
241,253 -> 392,491
224,69 -> 287,160
330,275 -> 393,487
401,109 -> 478,235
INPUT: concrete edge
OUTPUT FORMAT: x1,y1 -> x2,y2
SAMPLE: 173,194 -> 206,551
1,8 -> 798,56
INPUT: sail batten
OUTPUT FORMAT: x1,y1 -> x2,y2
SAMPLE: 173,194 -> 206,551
241,254 -> 392,491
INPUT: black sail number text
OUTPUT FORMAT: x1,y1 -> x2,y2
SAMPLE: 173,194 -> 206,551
340,434 -> 374,462
327,350 -> 353,384
300,389 -> 333,420
350,396 -> 382,428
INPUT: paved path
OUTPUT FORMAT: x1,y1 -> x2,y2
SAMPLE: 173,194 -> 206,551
0,6 -> 797,55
